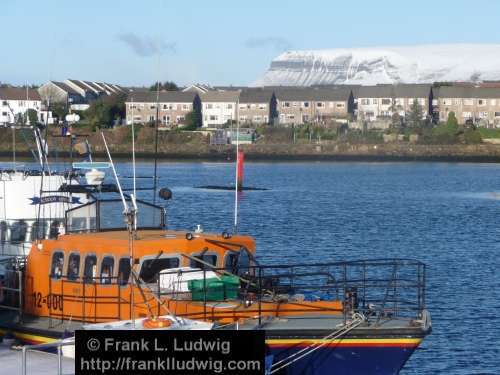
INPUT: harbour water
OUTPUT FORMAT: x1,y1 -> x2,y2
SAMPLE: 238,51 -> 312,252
138,161 -> 500,374
4,160 -> 500,373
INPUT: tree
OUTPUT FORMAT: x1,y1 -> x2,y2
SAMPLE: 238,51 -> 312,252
182,110 -> 201,130
407,99 -> 424,128
25,109 -> 38,125
149,81 -> 179,91
51,103 -> 69,122
85,93 -> 126,130
446,111 -> 459,128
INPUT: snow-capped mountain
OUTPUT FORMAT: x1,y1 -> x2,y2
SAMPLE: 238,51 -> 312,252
253,44 -> 500,86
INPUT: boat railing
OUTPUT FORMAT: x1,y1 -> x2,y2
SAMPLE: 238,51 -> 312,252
0,256 -> 24,322
21,337 -> 74,375
47,274 -> 131,326
156,258 -> 426,323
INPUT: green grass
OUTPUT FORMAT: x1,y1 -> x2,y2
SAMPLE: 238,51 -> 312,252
478,128 -> 500,139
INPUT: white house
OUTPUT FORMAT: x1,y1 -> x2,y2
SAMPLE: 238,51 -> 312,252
200,91 -> 240,128
0,87 -> 43,125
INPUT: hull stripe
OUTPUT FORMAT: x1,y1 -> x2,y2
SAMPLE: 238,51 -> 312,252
267,338 -> 421,348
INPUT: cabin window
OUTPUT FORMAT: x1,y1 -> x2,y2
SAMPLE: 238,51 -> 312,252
67,253 -> 80,281
83,255 -> 97,283
140,257 -> 180,283
224,252 -> 239,274
49,220 -> 61,239
51,251 -> 64,279
100,256 -> 115,284
190,253 -> 218,270
118,258 -> 131,286
237,249 -> 252,275
31,220 -> 48,241
10,220 -> 27,244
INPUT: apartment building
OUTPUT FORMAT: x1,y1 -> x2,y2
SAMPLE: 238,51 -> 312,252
39,79 -> 126,110
274,87 -> 353,125
200,91 -> 240,127
125,90 -> 201,126
435,86 -> 500,126
357,84 -> 432,121
238,88 -> 277,125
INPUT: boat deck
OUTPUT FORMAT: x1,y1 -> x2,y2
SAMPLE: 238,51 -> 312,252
0,345 -> 74,375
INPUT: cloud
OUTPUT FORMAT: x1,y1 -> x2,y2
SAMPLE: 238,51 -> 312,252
117,33 -> 176,57
245,37 -> 292,51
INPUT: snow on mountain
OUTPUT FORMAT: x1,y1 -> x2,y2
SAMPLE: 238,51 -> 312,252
253,44 -> 500,86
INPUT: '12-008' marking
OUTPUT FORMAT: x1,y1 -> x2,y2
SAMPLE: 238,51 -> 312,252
32,292 -> 63,311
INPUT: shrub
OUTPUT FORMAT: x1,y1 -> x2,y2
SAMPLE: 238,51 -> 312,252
464,129 -> 482,144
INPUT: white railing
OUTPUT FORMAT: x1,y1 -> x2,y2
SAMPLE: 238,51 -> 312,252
21,337 -> 74,375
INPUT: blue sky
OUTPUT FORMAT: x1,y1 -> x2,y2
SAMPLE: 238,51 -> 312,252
2,0 -> 500,87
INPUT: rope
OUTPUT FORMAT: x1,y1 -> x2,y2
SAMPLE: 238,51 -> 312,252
269,313 -> 365,374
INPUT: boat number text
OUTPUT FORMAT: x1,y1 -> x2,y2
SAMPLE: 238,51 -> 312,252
32,292 -> 63,311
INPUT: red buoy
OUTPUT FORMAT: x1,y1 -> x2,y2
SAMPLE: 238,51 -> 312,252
237,150 -> 244,191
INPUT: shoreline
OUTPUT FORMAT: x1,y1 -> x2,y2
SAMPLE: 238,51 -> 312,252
1,150 -> 500,163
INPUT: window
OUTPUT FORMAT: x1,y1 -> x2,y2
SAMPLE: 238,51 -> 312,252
381,99 -> 391,105
10,220 -> 27,243
464,99 -> 474,106
140,257 -> 180,283
287,114 -> 295,120
258,104 -> 266,109
462,112 -> 472,119
163,115 -> 170,124
316,102 -> 324,108
31,220 -> 48,241
162,104 -> 168,110
150,104 -> 156,109
453,99 -> 461,105
282,102 -> 290,108
239,104 -> 246,110
239,115 -> 247,121
67,253 -> 80,281
209,115 -> 218,121
51,251 -> 64,279
302,114 -> 309,122
118,258 -> 131,286
227,104 -> 233,109
418,98 -> 426,105
148,115 -> 155,122
373,99 -> 378,104
292,102 -> 298,107
303,102 -> 309,108
361,99 -> 369,105
206,104 -> 213,109
183,104 -> 189,110
478,99 -> 486,106
100,256 -> 115,284
336,103 -> 345,108
189,253 -> 218,270
479,111 -> 489,119
224,252 -> 239,274
83,255 -> 97,283
253,115 -> 262,122
495,112 -> 500,117
176,115 -> 185,122
442,99 -> 451,105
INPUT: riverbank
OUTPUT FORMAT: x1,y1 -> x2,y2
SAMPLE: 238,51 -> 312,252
2,127 -> 500,162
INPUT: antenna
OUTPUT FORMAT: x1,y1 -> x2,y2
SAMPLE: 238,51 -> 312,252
101,131 -> 138,329
233,99 -> 240,233
101,132 -> 128,213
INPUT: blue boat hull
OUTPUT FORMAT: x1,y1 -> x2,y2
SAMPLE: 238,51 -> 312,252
267,339 -> 421,375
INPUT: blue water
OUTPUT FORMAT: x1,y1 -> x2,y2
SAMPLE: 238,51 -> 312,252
127,161 -> 499,374
12,160 -> 500,373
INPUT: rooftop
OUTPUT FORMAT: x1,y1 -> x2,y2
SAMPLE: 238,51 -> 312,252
126,90 -> 198,103
0,87 -> 41,101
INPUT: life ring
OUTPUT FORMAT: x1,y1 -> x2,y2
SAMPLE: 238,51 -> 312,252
142,317 -> 173,329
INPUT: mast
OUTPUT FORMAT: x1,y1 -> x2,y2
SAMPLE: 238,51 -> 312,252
152,72 -> 160,205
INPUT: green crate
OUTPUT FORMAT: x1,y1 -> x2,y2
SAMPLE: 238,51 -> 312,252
188,278 -> 225,301
220,275 -> 240,299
